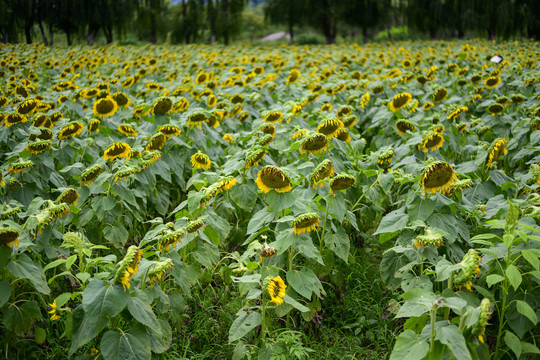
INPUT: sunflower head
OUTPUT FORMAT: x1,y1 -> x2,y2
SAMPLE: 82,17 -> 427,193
418,131 -> 444,153
310,159 -> 335,188
433,87 -> 448,103
7,159 -> 34,174
342,115 -> 358,128
217,176 -> 237,192
447,105 -> 468,120
484,76 -> 501,89
118,124 -> 138,137
245,148 -> 266,169
317,117 -> 343,138
191,152 -> 211,170
0,226 -> 20,248
55,188 -> 79,205
486,138 -> 507,169
187,111 -> 208,127
146,133 -> 167,152
396,119 -> 415,135
104,141 -> 131,161
111,92 -> 130,107
92,97 -> 118,118
25,139 -> 52,154
81,164 -> 103,185
4,113 -> 28,127
454,249 -> 482,290
255,166 -> 292,193
152,96 -> 173,115
187,219 -> 204,233
414,228 -> 444,248
389,92 -> 412,112
159,124 -> 181,137
510,94 -> 525,105
421,161 -> 458,195
264,111 -> 283,123
266,276 -> 287,306
330,174 -> 356,193
377,147 -> 394,165
487,103 -> 504,116
300,133 -> 329,155
335,128 -> 351,143
17,98 -> 38,114
292,213 -> 320,235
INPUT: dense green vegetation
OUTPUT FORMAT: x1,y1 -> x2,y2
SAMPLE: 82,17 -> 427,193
1,38 -> 540,359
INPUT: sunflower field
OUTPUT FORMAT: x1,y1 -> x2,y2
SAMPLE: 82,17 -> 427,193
0,40 -> 539,360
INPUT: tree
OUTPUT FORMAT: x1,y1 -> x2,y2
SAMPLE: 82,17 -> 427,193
264,0 -> 307,44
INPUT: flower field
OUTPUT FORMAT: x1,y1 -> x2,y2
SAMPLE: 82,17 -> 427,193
0,40 -> 539,359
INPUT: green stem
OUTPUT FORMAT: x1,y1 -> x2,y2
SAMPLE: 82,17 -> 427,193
444,273 -> 454,320
319,198 -> 330,253
494,277 -> 508,359
261,299 -> 267,344
430,304 -> 437,360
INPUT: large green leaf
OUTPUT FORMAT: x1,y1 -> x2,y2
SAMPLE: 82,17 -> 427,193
390,330 -> 429,360
103,224 -> 129,248
7,254 -> 50,294
127,296 -> 160,329
228,311 -> 262,343
436,325 -> 472,360
147,319 -> 172,354
0,280 -> 11,307
230,182 -> 258,211
3,301 -> 41,336
247,207 -> 275,235
69,305 -> 97,355
407,197 -> 435,222
82,280 -> 129,333
100,327 -> 151,360
374,207 -> 409,237
324,228 -> 350,262
286,268 -> 324,299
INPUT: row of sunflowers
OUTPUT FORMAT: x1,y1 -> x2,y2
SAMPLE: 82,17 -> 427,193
0,40 -> 539,359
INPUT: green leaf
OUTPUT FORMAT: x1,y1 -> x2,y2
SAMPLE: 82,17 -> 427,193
324,228 -> 350,262
521,341 -> 540,355
396,302 -> 429,318
266,191 -> 296,215
521,249 -> 540,270
3,301 -> 41,336
327,193 -> 346,222
286,268 -> 324,299
436,325 -> 472,360
128,296 -> 160,329
228,311 -> 262,343
274,228 -> 295,253
147,319 -> 172,354
435,259 -> 461,282
247,207 -> 275,235
504,330 -> 521,358
390,330 -> 429,360
282,294 -> 309,312
374,208 -> 408,236
82,280 -> 129,333
230,182 -> 258,211
516,300 -> 537,325
103,224 -> 129,249
0,280 -> 11,307
7,254 -> 50,294
34,326 -> 46,345
100,327 -> 151,360
401,288 -> 437,308
505,265 -> 522,291
486,274 -> 505,287
407,197 -> 435,222
43,258 -> 67,272
70,305 -> 97,354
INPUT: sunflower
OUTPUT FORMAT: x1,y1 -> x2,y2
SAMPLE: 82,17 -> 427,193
80,164 -> 103,185
418,131 -> 444,153
7,159 -> 33,174
510,94 -> 525,105
300,133 -> 329,155
414,229 -> 444,248
453,249 -> 482,291
286,69 -> 300,85
496,96 -> 510,107
151,96 -> 173,116
146,133 -> 167,152
330,174 -> 355,193
531,118 -> 540,132
222,134 -> 234,144
267,276 -> 287,306
92,97 -> 118,117
118,124 -> 138,137
310,159 -> 335,188
255,166 -> 292,193
196,72 -> 209,84
264,111 -> 283,123
447,178 -> 474,196
187,219 -> 204,233
4,113 -> 28,127
484,76 -> 501,89
58,121 -> 84,140
191,152 -> 211,170
447,105 -> 468,120
0,96 -> 9,107
217,176 -> 237,192
317,117 -> 343,139
377,147 -> 394,165
187,111 -> 208,127
260,123 -> 276,139
245,148 -> 266,168
320,103 -> 333,112
473,299 -> 492,344
104,141 -> 131,161
17,98 -> 37,114
122,77 -> 135,88
396,119 -> 415,135
293,213 -> 320,235
26,139 -> 52,154
158,228 -> 185,252
342,115 -> 358,128
0,226 -> 20,248
433,87 -> 448,103
335,128 -> 351,143
487,103 -> 504,116
159,124 -> 181,138
115,166 -> 139,182
114,246 -> 143,291
389,93 -> 412,112
111,92 -> 130,107
174,98 -> 190,112
31,114 -> 50,128
88,119 -> 100,133
486,138 -> 507,169
421,161 -> 458,195
55,188 -> 79,205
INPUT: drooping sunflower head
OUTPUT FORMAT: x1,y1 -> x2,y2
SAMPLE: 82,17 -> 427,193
528,164 -> 540,185
421,161 -> 458,195
255,166 -> 292,193
418,131 -> 444,153
117,123 -> 137,137
111,92 -> 130,107
245,148 -> 266,169
317,117 -> 343,139
263,111 -> 283,123
92,97 -> 118,118
32,114 -> 51,128
259,123 -> 276,138
423,102 -> 434,111
486,138 -> 507,169
187,219 -> 204,233
414,228 -> 444,248
187,111 -> 208,127
447,178 -> 474,196
510,94 -> 525,105
55,188 -> 79,205
114,166 -> 140,182
257,133 -> 274,146
4,113 -> 28,127
146,133 -> 167,152
217,176 -> 237,192
292,129 -> 309,140
159,124 -> 181,138
487,103 -> 504,116
342,115 -> 358,128
335,128 -> 351,143
266,276 -> 287,306
389,92 -> 412,112
330,174 -> 356,193
396,119 -> 415,135
81,164 -> 103,185
496,96 -> 510,107
472,298 -> 492,344
433,87 -> 448,103
320,103 -> 333,112
114,246 -> 143,290
292,213 -> 320,235
152,96 -> 173,115
454,249 -> 482,291
377,147 -> 394,165
300,133 -> 329,155
447,105 -> 468,120
7,159 -> 34,174
89,119 -> 101,133
0,226 -> 20,248
484,76 -> 501,89
457,122 -> 468,133
17,98 -> 38,115
25,139 -> 53,154
104,141 -> 131,161
286,69 -> 300,85
58,121 -> 84,141
310,159 -> 335,188
191,152 -> 211,170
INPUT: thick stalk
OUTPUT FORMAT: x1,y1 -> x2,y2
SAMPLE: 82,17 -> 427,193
319,198 -> 330,253
430,304 -> 437,360
444,273 -> 454,320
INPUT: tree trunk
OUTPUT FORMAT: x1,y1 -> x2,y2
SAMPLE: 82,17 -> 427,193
489,26 -> 496,41
150,0 -> 157,44
65,28 -> 72,46
38,20 -> 48,45
222,0 -> 230,45
457,28 -> 464,40
429,28 -> 436,41
363,27 -> 368,44
288,21 -> 294,45
48,23 -> 54,46
104,25 -> 113,44
25,25 -> 32,44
